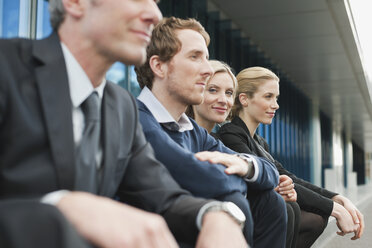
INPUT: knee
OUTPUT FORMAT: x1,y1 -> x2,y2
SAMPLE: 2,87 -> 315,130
309,214 -> 328,236
262,190 -> 287,223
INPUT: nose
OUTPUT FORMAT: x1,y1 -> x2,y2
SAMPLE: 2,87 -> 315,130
272,99 -> 279,110
142,0 -> 163,26
201,59 -> 213,79
217,93 -> 227,105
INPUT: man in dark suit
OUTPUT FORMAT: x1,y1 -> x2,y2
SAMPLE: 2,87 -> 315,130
0,0 -> 249,247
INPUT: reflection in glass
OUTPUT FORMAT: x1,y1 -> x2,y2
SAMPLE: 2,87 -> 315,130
36,0 -> 52,39
129,66 -> 141,97
1,0 -> 20,38
106,62 -> 127,86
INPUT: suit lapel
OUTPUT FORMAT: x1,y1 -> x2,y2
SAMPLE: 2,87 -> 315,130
99,84 -> 120,196
33,33 -> 76,189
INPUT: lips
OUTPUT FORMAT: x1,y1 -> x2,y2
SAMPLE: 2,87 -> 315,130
196,82 -> 206,87
213,107 -> 228,114
266,112 -> 275,118
132,30 -> 151,43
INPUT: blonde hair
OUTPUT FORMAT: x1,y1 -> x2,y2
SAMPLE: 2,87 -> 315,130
186,60 -> 237,119
231,66 -> 279,117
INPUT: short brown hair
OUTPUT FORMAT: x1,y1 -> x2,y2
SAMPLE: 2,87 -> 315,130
231,67 -> 279,117
135,17 -> 210,90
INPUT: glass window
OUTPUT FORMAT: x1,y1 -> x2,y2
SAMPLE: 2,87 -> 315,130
36,0 -> 52,39
129,66 -> 141,97
0,0 -> 20,38
18,0 -> 30,37
106,62 -> 127,86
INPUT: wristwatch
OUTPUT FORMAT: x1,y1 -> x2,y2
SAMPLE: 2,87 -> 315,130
197,201 -> 246,230
236,153 -> 254,178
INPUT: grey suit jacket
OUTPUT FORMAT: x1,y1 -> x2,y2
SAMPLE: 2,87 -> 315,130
0,32 -> 208,243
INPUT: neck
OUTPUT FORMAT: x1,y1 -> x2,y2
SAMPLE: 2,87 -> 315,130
195,115 -> 215,133
238,111 -> 259,137
58,26 -> 112,88
151,83 -> 187,122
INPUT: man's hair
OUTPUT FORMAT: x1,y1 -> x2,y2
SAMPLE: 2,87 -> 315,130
135,17 -> 210,90
49,0 -> 65,30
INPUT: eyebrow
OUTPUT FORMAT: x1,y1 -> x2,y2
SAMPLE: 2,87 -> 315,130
187,49 -> 209,58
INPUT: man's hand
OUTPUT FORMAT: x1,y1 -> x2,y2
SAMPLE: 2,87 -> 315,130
195,151 -> 253,177
57,192 -> 178,248
274,175 -> 297,202
331,201 -> 360,239
196,211 -> 248,248
332,195 -> 364,239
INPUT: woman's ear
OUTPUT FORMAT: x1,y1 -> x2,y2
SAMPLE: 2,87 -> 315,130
239,93 -> 249,107
149,55 -> 166,78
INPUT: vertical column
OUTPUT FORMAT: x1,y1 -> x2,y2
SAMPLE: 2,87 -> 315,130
344,137 -> 357,189
310,103 -> 322,186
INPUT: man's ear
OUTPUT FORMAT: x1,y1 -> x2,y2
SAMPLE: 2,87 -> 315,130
239,93 -> 249,107
149,55 -> 166,78
62,0 -> 84,18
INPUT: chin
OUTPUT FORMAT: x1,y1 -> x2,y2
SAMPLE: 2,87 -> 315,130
263,119 -> 273,125
189,97 -> 203,106
120,49 -> 146,66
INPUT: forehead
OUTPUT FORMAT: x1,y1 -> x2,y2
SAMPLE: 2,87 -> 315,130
175,29 -> 209,56
209,72 -> 235,89
257,79 -> 280,93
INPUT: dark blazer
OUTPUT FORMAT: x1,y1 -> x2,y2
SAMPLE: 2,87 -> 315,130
0,33 -> 209,243
218,116 -> 338,217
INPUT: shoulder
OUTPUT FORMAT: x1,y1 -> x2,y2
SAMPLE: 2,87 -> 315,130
135,99 -> 161,130
218,122 -> 247,136
255,134 -> 270,150
105,82 -> 136,107
0,38 -> 33,66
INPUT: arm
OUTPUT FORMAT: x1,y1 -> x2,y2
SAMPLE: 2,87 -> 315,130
259,137 -> 364,239
258,136 -> 339,199
215,127 -> 279,190
125,107 -> 248,246
138,111 -> 247,199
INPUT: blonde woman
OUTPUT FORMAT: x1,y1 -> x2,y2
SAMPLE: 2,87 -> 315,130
188,61 -> 300,248
218,66 -> 364,248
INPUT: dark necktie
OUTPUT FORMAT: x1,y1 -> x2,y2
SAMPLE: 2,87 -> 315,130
75,92 -> 100,193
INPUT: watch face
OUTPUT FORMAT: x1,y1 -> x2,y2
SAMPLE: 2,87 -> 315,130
225,202 -> 246,223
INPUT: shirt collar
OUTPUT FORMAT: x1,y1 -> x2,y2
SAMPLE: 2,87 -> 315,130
61,43 -> 106,108
137,87 -> 193,132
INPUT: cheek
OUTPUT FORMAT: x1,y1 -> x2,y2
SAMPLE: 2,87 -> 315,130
203,94 -> 217,105
227,98 -> 234,109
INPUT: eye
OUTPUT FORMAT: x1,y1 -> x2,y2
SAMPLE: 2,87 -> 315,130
226,90 -> 234,97
208,88 -> 217,93
265,94 -> 273,99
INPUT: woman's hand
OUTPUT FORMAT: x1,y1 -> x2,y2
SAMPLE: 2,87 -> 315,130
331,201 -> 361,239
332,195 -> 364,239
274,175 -> 297,202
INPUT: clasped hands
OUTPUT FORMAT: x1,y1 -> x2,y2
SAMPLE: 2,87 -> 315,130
331,194 -> 364,240
275,175 -> 297,202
